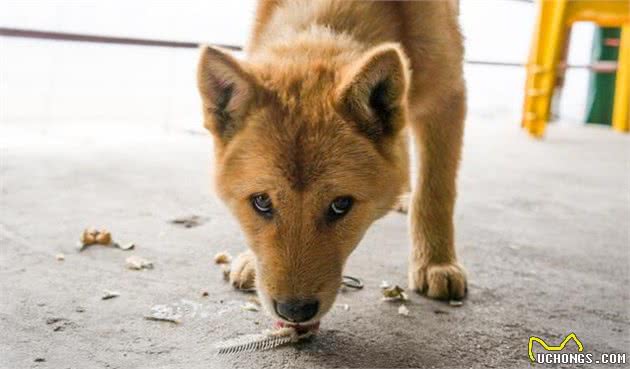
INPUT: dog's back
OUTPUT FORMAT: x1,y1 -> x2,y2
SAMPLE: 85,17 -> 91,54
248,0 -> 464,103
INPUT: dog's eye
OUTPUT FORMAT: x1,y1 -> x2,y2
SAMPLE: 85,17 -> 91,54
328,196 -> 353,221
251,193 -> 273,217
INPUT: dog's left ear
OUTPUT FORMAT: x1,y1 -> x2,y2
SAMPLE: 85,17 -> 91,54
336,44 -> 410,141
197,45 -> 257,142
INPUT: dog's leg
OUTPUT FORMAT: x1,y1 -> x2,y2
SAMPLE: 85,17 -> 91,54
229,250 -> 256,290
408,91 -> 467,300
392,131 -> 411,214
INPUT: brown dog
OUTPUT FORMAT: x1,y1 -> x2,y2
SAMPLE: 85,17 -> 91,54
197,0 -> 466,326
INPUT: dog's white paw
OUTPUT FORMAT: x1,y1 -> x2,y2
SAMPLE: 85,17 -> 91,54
392,192 -> 410,214
229,250 -> 256,290
409,261 -> 467,300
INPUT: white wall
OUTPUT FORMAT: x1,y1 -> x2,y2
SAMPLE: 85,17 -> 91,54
0,0 -> 595,132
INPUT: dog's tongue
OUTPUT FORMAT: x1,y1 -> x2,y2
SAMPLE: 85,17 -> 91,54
274,320 -> 320,335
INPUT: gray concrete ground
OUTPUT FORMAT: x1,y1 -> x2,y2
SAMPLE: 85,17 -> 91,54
1,119 -> 628,369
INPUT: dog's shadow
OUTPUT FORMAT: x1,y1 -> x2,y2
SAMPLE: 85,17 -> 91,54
293,328 -> 433,368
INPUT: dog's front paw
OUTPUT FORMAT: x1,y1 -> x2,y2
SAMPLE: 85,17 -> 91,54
229,250 -> 256,290
409,261 -> 467,300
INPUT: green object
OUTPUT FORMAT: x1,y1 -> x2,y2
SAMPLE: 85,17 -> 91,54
586,27 -> 620,125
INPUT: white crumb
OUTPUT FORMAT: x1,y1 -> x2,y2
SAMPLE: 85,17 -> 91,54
398,305 -> 409,316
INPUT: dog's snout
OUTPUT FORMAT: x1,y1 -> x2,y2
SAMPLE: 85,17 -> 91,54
274,299 -> 319,323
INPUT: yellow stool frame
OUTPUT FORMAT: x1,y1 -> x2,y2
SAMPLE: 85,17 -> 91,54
522,0 -> 630,137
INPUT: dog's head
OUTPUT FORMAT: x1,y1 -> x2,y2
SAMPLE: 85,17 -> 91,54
197,44 -> 410,325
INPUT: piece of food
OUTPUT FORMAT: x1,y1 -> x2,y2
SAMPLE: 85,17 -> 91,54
95,230 -> 111,245
117,242 -> 135,251
125,255 -> 154,270
398,305 -> 409,316
449,300 -> 463,307
382,285 -> 408,301
55,253 -> 65,261
80,229 -> 98,246
241,302 -> 260,312
101,290 -> 120,300
214,251 -> 232,265
221,265 -> 230,281
145,304 -> 181,324
170,215 -> 205,228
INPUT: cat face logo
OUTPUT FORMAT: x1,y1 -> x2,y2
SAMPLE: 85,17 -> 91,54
528,333 -> 584,362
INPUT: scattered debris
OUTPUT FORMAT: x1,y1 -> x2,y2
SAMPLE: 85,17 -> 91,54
117,242 -> 135,251
78,228 -> 127,251
102,290 -> 120,300
55,253 -> 65,261
221,265 -> 231,281
434,309 -> 449,315
201,290 -> 209,297
34,358 -> 45,362
214,251 -> 232,265
125,255 -> 154,270
144,315 -> 181,324
241,302 -> 260,312
95,230 -> 112,245
170,215 -> 205,228
46,317 -> 74,332
398,305 -> 410,316
80,228 -> 98,247
379,280 -> 391,289
336,303 -> 350,311
46,317 -> 63,325
381,285 -> 408,301
75,306 -> 85,313
144,304 -> 182,324
449,300 -> 464,307
248,296 -> 261,306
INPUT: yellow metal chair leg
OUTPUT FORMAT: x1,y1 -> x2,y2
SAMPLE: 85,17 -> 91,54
523,0 -> 568,138
612,25 -> 630,132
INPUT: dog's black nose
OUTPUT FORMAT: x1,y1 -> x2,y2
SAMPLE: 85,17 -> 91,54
274,299 -> 319,323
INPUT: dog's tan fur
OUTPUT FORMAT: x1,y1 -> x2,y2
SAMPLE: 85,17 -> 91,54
197,0 -> 467,323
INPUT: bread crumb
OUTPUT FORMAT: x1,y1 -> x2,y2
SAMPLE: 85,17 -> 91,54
55,253 -> 65,261
449,300 -> 463,307
398,305 -> 409,316
382,285 -> 408,301
241,302 -> 260,312
125,255 -> 154,270
102,290 -> 120,300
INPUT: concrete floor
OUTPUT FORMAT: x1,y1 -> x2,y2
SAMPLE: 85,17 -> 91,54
0,120 -> 628,369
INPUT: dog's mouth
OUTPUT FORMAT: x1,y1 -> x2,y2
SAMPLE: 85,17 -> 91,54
274,320 -> 320,335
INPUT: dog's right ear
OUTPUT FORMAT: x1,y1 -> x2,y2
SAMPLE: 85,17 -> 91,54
197,45 -> 256,141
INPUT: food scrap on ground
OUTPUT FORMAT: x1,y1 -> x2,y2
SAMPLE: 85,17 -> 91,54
379,280 -> 391,289
117,242 -> 135,251
241,302 -> 260,312
79,228 -> 134,251
214,251 -> 232,265
336,303 -> 350,311
449,300 -> 464,307
398,305 -> 410,316
144,304 -> 182,324
381,285 -> 408,301
170,215 -> 205,228
125,255 -> 154,270
101,290 -> 120,300
55,253 -> 65,261
221,265 -> 230,281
